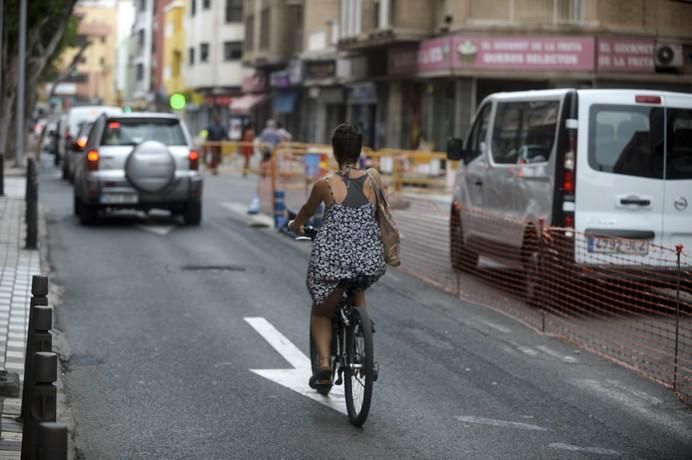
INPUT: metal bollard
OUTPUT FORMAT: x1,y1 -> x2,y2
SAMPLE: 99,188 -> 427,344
273,190 -> 286,228
37,422 -> 67,460
25,158 -> 39,249
21,276 -> 51,421
21,352 -> 58,460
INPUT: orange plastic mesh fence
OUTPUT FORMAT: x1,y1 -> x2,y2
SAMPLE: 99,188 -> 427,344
215,142 -> 692,404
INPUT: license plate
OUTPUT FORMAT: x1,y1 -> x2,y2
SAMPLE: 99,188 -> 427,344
100,193 -> 138,205
587,237 -> 649,255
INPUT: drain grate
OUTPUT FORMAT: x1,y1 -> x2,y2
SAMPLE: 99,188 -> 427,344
179,265 -> 247,272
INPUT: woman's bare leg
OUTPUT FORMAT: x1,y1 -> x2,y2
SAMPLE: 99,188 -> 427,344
311,288 -> 343,369
353,290 -> 367,308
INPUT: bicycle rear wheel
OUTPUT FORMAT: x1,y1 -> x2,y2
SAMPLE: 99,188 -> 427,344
344,307 -> 374,427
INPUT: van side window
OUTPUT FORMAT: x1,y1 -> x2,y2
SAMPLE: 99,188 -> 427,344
588,105 -> 664,179
667,108 -> 692,180
466,103 -> 491,163
492,101 -> 559,165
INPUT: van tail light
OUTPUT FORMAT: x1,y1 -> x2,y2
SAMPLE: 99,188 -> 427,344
561,132 -> 576,193
189,149 -> 200,171
86,149 -> 99,171
564,213 -> 574,229
635,95 -> 661,104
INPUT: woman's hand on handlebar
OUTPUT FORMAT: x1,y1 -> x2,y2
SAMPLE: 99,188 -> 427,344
288,219 -> 304,235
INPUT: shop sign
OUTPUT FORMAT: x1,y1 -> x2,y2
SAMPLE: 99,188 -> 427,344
597,37 -> 655,72
418,37 -> 453,73
305,60 -> 337,80
348,82 -> 377,104
288,59 -> 304,84
270,70 -> 291,88
205,95 -> 232,106
241,73 -> 267,93
450,35 -> 595,71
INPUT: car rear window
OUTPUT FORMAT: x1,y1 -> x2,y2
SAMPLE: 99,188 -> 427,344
101,118 -> 186,146
667,108 -> 692,180
588,104 -> 664,179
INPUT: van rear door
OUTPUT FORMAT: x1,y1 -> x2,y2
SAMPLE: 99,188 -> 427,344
662,97 -> 692,255
576,92 -> 665,265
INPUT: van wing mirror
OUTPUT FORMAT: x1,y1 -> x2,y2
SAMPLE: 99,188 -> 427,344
447,138 -> 464,161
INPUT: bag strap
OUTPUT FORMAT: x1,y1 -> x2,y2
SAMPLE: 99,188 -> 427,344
366,168 -> 385,205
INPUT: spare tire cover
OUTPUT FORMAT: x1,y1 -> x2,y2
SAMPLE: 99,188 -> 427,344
125,140 -> 176,193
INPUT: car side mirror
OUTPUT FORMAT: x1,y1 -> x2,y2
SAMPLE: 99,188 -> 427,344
447,138 -> 464,161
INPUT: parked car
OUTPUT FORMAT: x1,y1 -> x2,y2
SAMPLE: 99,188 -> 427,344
447,89 -> 692,300
73,112 -> 203,226
58,105 -> 122,181
39,121 -> 58,157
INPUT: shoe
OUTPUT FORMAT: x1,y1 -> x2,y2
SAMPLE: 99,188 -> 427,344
316,367 -> 331,385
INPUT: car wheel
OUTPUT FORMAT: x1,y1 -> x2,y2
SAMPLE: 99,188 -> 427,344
73,193 -> 80,216
450,205 -> 478,272
183,202 -> 201,226
79,201 -> 98,226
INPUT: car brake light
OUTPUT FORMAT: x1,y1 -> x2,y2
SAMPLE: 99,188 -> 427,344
564,213 -> 574,229
189,149 -> 199,170
635,95 -> 661,104
108,121 -> 121,129
77,137 -> 87,148
86,149 -> 99,171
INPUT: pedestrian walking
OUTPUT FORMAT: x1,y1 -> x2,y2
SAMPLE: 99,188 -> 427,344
241,122 -> 255,177
277,121 -> 293,143
206,115 -> 228,175
259,119 -> 282,177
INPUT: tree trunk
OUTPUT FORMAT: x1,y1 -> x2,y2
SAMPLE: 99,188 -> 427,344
0,57 -> 18,162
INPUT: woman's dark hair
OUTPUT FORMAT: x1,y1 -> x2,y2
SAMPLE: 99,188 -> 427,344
331,123 -> 362,165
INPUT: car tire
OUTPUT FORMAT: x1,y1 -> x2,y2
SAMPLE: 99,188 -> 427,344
73,193 -> 80,216
62,161 -> 69,180
79,201 -> 98,226
450,205 -> 478,272
183,202 -> 201,226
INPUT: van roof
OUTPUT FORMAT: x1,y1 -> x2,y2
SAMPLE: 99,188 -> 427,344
489,89 -> 692,101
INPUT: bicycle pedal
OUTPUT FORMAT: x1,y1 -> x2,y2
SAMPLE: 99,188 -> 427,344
335,376 -> 343,385
373,362 -> 379,382
370,320 -> 376,333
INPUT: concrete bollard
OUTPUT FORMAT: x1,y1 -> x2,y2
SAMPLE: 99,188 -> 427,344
37,422 -> 68,460
25,158 -> 39,249
21,276 -> 51,421
21,352 -> 58,460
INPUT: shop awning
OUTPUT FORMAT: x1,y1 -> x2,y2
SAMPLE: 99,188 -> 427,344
274,91 -> 297,113
229,94 -> 267,114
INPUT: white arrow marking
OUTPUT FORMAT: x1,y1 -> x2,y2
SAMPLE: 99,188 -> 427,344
135,224 -> 176,236
548,443 -> 620,456
455,416 -> 548,431
245,316 -> 347,414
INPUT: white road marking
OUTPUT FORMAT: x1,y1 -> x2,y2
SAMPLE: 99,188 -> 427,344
244,316 -> 347,415
548,443 -> 620,456
536,345 -> 578,363
519,346 -> 539,357
222,202 -> 273,228
455,416 -> 548,431
135,224 -> 176,236
476,318 -> 511,334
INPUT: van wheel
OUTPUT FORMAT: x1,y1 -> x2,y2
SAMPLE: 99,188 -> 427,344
450,206 -> 478,272
522,232 -> 543,307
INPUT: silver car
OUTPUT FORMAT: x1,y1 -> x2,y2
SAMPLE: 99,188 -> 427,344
73,112 -> 203,226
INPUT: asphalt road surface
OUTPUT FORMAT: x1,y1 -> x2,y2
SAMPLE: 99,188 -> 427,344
39,160 -> 692,459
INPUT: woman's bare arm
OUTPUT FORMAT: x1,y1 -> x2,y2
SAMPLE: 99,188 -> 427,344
288,179 -> 326,233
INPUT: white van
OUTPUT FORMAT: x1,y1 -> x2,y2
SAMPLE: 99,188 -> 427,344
447,89 -> 692,297
59,105 -> 122,181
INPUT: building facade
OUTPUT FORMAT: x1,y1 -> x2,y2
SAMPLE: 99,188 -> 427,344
184,0 -> 247,137
162,1 -> 186,98
130,0 -> 155,107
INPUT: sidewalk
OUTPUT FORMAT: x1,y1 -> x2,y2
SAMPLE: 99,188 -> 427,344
0,172 -> 41,458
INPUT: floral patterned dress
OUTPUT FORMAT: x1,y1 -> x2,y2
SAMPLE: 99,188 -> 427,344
306,173 -> 386,305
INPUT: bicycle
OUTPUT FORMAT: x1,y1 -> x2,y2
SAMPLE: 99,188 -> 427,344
297,226 -> 378,427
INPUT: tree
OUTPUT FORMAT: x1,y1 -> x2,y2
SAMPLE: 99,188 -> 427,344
0,0 -> 79,163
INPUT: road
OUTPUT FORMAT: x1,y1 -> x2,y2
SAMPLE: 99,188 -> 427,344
38,160 -> 692,459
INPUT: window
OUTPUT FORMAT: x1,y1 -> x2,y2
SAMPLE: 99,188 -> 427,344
588,105 -> 664,179
136,63 -> 144,81
666,108 -> 692,180
260,8 -> 270,50
466,103 -> 492,163
188,47 -> 195,65
245,14 -> 254,49
200,43 -> 209,62
225,0 -> 242,22
101,118 -> 186,146
203,0 -> 211,9
191,0 -> 196,16
491,101 -> 559,164
139,0 -> 146,12
223,41 -> 243,61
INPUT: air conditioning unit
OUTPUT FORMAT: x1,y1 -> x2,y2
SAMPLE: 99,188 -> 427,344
655,42 -> 684,68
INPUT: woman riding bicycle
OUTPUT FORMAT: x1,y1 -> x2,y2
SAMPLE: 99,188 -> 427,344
288,123 -> 386,386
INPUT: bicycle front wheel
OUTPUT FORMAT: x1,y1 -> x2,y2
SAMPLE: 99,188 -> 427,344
344,307 -> 374,427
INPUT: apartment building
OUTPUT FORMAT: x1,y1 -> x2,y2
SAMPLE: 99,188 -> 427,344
131,0 -> 155,106
162,1 -> 186,99
337,0 -> 692,150
54,1 -> 119,107
241,0 -> 304,133
184,0 -> 247,136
